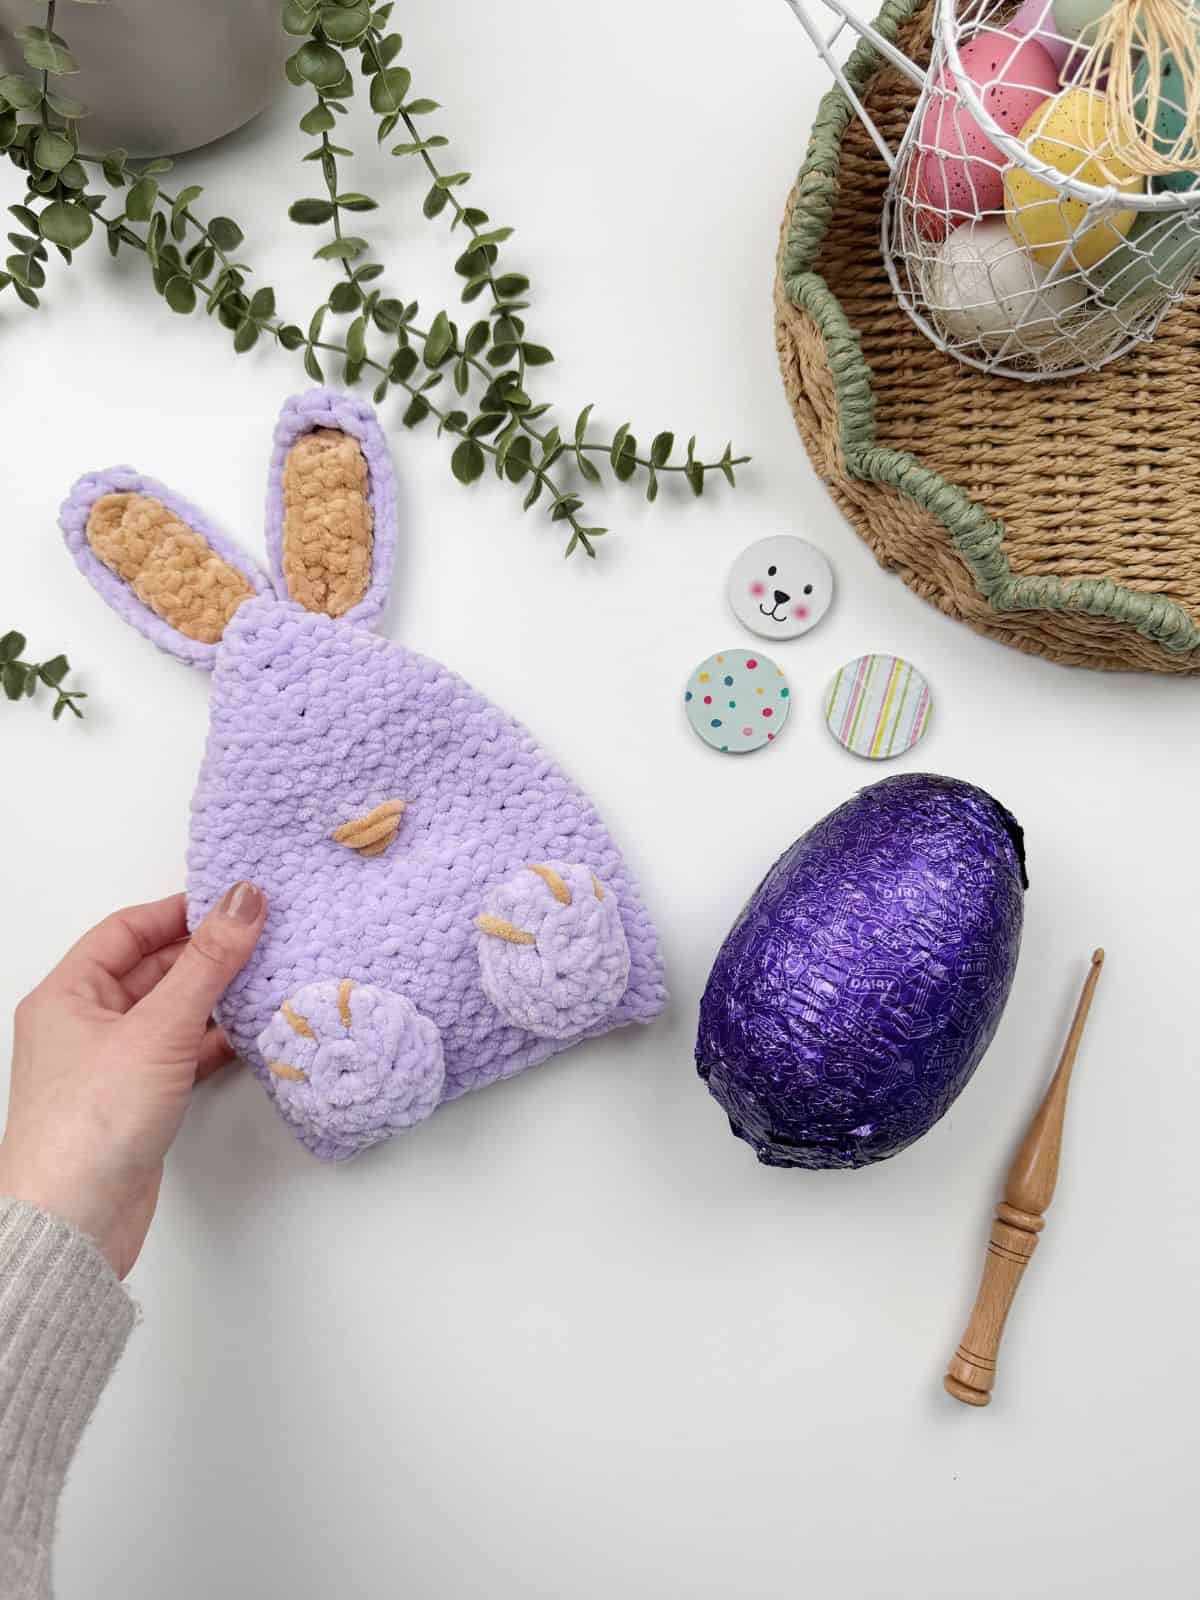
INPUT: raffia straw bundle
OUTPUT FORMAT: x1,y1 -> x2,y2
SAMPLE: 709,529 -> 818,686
1080,0 -> 1200,179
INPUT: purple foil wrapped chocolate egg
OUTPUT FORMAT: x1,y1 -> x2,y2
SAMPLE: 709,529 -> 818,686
696,774 -> 1027,1170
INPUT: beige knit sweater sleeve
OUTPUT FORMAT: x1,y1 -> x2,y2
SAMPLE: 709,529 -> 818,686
0,1199 -> 135,1600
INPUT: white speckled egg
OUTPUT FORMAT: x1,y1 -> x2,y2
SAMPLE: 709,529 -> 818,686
925,217 -> 1088,350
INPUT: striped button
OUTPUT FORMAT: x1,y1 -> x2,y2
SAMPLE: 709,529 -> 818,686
824,654 -> 931,759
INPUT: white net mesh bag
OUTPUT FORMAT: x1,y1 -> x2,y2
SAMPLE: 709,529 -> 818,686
787,0 -> 1200,381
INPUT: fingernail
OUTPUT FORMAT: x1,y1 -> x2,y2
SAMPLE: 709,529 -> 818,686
219,881 -> 265,924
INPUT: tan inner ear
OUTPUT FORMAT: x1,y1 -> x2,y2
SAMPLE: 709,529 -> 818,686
86,493 -> 255,645
281,428 -> 374,617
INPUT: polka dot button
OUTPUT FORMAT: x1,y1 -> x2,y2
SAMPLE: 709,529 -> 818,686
684,649 -> 790,754
727,535 -> 834,640
824,654 -> 932,759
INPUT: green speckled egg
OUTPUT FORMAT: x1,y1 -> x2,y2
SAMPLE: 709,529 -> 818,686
1134,52 -> 1200,195
1089,211 -> 1200,309
1052,0 -> 1113,43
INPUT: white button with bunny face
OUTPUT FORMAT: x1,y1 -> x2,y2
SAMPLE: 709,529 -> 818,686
727,536 -> 834,640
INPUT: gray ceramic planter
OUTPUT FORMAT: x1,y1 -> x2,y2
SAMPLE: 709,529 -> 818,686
0,0 -> 289,157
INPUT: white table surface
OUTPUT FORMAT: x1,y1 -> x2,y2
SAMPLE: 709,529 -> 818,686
2,3 -> 1197,1596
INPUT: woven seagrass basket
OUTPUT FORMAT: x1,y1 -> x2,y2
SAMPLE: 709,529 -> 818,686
775,0 -> 1200,673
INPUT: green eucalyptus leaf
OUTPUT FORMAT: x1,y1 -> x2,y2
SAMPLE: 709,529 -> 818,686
374,33 -> 403,67
33,129 -> 74,172
297,41 -> 345,88
650,431 -> 674,466
451,438 -> 485,484
390,136 -> 448,155
21,35 -> 78,75
39,200 -> 92,248
304,344 -> 325,381
281,0 -> 321,35
125,176 -> 157,221
423,183 -> 449,220
0,631 -> 26,662
402,395 -> 429,427
249,285 -> 275,320
44,90 -> 85,117
2,661 -> 25,700
207,216 -> 243,252
0,74 -> 42,110
328,280 -> 361,313
165,270 -> 198,311
233,317 -> 259,353
346,314 -> 367,361
58,158 -> 87,190
423,308 -> 453,366
336,193 -> 377,212
389,346 -> 419,382
403,98 -> 440,115
288,197 -> 336,224
100,147 -> 127,185
369,65 -> 411,114
314,236 -> 366,261
299,102 -> 336,134
278,323 -> 305,350
320,0 -> 370,43
372,296 -> 404,331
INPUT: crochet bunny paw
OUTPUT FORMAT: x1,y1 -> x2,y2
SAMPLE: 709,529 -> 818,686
256,979 -> 445,1160
475,863 -> 631,1040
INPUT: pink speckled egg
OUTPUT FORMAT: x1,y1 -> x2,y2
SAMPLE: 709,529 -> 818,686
899,152 -> 950,243
917,30 -> 1059,224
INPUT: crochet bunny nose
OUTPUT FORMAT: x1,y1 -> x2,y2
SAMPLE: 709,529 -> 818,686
256,979 -> 445,1160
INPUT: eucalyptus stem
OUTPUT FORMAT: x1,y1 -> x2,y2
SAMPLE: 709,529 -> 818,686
1,0 -> 750,560
0,629 -> 85,720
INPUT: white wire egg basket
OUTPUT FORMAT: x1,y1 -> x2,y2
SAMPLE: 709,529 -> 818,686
785,0 -> 1200,381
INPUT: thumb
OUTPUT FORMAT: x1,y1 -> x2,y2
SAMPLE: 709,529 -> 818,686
136,881 -> 267,1034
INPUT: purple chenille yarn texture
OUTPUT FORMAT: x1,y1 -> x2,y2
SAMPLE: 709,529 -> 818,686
61,388 -> 668,1163
696,774 -> 1027,1171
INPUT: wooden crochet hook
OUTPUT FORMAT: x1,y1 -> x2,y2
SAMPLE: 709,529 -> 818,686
944,949 -> 1105,1408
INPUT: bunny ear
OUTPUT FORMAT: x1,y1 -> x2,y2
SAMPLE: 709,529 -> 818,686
265,388 -> 398,629
61,468 -> 271,670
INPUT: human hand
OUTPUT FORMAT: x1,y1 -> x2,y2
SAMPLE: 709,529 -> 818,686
0,884 -> 266,1279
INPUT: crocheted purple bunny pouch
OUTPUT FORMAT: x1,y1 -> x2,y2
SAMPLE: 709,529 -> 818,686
61,389 -> 668,1161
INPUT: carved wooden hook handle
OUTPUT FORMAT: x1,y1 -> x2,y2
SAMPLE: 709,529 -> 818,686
944,950 -> 1105,1408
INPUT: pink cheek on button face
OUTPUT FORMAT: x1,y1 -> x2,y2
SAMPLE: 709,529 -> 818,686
792,605 -> 809,619
749,581 -> 766,597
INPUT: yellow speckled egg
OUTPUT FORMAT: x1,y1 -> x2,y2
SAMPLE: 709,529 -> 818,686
1004,89 -> 1143,269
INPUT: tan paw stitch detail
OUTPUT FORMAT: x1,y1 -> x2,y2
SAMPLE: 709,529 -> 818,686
525,864 -> 571,905
474,913 -> 536,945
268,999 -> 313,1080
331,798 -> 406,857
282,428 -> 374,617
280,999 -> 315,1038
86,493 -> 255,644
337,978 -> 354,1031
268,1060 -> 308,1082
